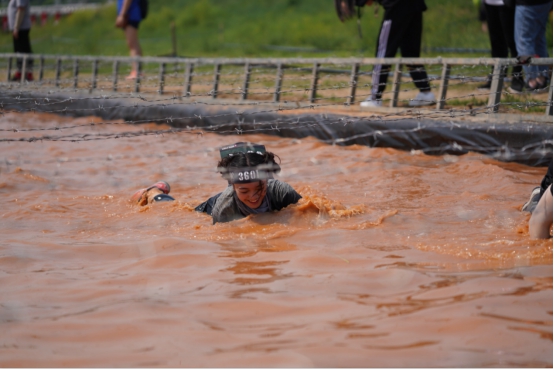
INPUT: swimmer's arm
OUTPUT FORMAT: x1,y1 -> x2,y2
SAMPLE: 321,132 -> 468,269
529,185 -> 553,239
119,0 -> 133,16
271,180 -> 302,210
13,5 -> 25,38
115,0 -> 132,27
284,187 -> 302,205
210,187 -> 242,224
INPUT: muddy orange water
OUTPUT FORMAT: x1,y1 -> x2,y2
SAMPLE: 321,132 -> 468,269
0,112 -> 552,367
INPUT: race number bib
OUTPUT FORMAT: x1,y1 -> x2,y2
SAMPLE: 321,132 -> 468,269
236,170 -> 259,182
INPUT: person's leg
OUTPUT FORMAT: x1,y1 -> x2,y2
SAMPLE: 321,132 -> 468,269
369,19 -> 393,101
497,5 -> 521,73
531,3 -> 552,82
482,4 -> 509,87
368,6 -> 410,102
124,23 -> 142,78
18,29 -> 33,79
486,4 -> 509,59
514,4 -> 538,82
514,4 -> 550,84
13,32 -> 23,76
395,6 -> 435,106
399,10 -> 431,93
497,4 -> 523,90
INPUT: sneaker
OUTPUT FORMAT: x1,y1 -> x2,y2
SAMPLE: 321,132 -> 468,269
408,91 -> 436,107
508,76 -> 524,93
523,80 -> 536,93
25,72 -> 34,82
131,181 -> 171,204
11,71 -> 21,82
152,193 -> 175,202
360,98 -> 383,108
535,79 -> 549,92
521,186 -> 541,213
524,78 -> 549,94
478,80 -> 492,90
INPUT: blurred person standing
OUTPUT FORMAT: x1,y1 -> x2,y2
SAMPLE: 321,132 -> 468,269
360,0 -> 436,108
476,0 -> 489,33
8,0 -> 33,81
514,0 -> 552,91
479,0 -> 524,92
115,0 -> 145,80
524,162 -> 553,239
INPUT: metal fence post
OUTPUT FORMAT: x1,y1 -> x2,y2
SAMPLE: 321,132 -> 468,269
436,63 -> 451,110
112,60 -> 119,92
273,63 -> 283,103
91,59 -> 98,91
546,78 -> 552,116
0,55 -> 550,115
158,62 -> 166,95
72,59 -> 79,89
134,61 -> 142,93
309,62 -> 320,103
241,63 -> 251,101
487,60 -> 504,113
347,63 -> 360,105
183,63 -> 194,98
20,56 -> 27,84
390,63 -> 402,108
38,56 -> 44,82
6,57 -> 12,82
55,58 -> 61,87
212,63 -> 221,99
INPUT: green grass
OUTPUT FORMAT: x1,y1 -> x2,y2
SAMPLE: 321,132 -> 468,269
0,0 -> 551,58
445,96 -> 487,107
500,91 -> 548,113
445,91 -> 548,113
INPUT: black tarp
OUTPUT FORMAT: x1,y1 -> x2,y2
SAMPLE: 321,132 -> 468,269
1,90 -> 551,166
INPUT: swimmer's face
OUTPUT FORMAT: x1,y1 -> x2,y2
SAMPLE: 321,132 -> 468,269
234,180 -> 268,209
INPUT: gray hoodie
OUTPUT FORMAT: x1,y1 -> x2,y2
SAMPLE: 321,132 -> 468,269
211,179 -> 302,224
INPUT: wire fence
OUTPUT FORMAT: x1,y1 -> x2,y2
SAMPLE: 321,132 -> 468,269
1,53 -> 552,114
0,53 -> 551,168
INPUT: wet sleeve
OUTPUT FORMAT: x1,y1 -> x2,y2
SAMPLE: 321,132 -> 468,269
270,180 -> 302,211
210,187 -> 245,224
194,192 -> 222,215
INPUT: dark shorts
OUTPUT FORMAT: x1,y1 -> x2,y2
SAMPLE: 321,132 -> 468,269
127,20 -> 140,29
540,162 -> 553,196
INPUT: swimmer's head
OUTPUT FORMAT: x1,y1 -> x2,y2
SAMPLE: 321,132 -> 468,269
217,142 -> 281,209
217,142 -> 281,184
219,142 -> 266,160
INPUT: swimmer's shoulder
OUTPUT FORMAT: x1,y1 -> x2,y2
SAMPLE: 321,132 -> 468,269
211,186 -> 242,224
268,179 -> 302,210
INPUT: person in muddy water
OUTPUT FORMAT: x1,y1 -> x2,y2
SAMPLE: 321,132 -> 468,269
130,142 -> 302,224
523,162 -> 553,239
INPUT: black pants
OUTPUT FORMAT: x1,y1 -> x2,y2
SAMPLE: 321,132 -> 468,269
13,29 -> 33,72
540,162 -> 553,197
484,3 -> 522,79
371,3 -> 431,100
